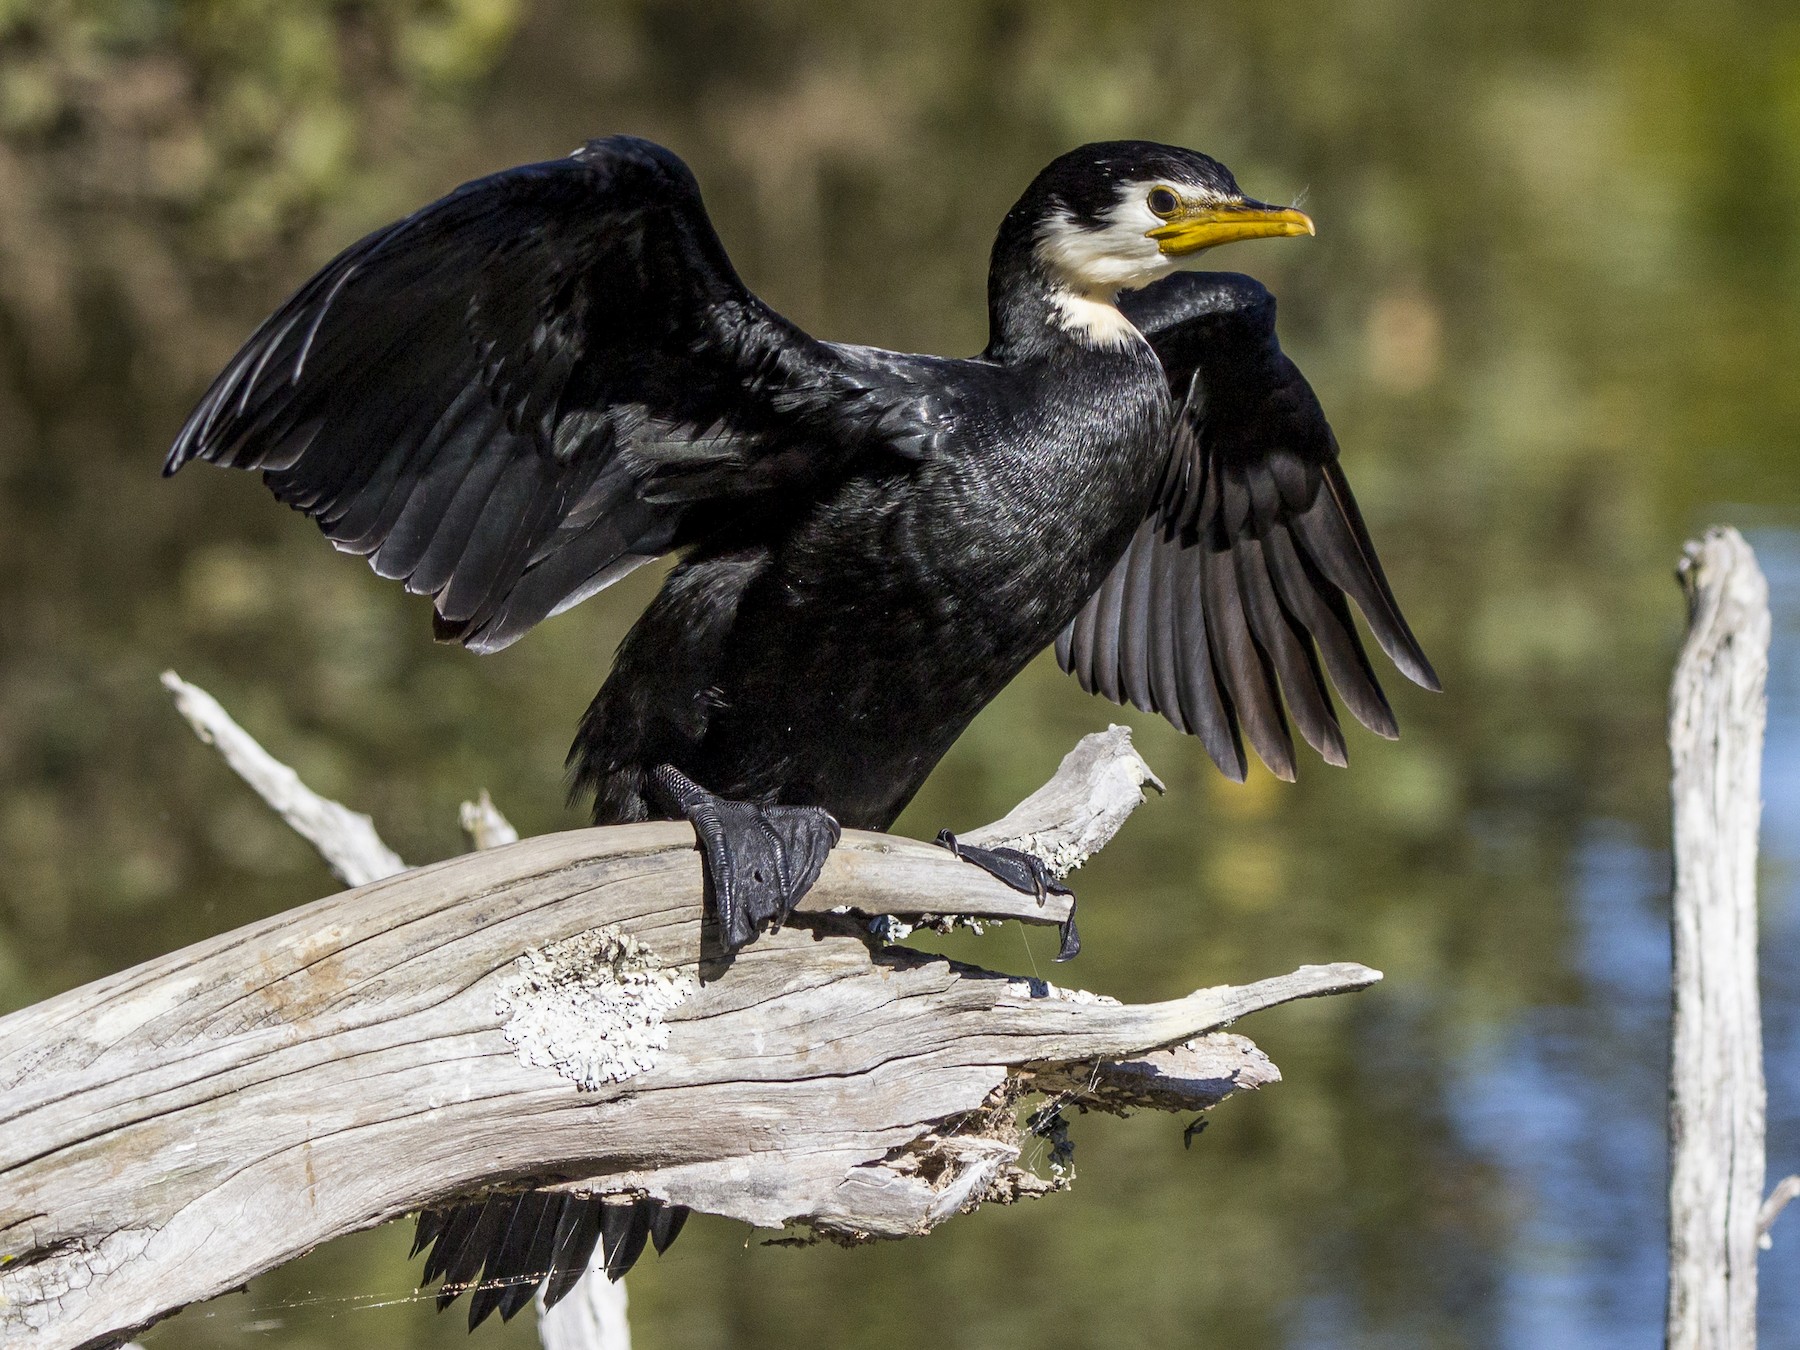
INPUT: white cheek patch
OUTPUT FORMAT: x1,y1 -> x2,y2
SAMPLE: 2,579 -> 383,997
1033,183 -> 1209,346
1035,192 -> 1175,294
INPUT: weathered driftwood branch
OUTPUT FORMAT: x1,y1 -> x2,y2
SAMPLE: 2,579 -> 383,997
0,693 -> 1378,1350
160,670 -> 406,886
1759,1174 -> 1800,1250
1667,527 -> 1772,1349
957,724 -> 1164,869
162,677 -> 631,1350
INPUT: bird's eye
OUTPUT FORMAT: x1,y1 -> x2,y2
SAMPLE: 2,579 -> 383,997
1147,187 -> 1180,218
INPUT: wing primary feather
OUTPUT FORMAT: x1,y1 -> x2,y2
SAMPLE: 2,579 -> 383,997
437,457 -> 574,628
467,1190 -> 550,1329
293,257 -> 368,381
649,1203 -> 689,1254
1088,549 -> 1131,705
235,306 -> 312,415
471,547 -> 658,654
1054,617 -> 1077,675
599,1201 -> 653,1282
369,414 -> 507,583
330,385 -> 490,559
1117,526 -> 1157,713
436,1195 -> 517,1309
495,1194 -> 566,1323
1264,525 -> 1398,739
1145,528 -> 1189,732
311,370 -> 469,543
542,1199 -> 605,1311
421,1203 -> 480,1286
1062,593 -> 1100,694
1297,464 -> 1440,691
1231,536 -> 1346,766
1174,549 -> 1247,780
412,1208 -> 448,1259
1200,544 -> 1295,781
384,406 -> 517,588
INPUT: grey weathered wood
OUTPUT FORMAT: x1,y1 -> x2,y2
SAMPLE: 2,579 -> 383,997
959,723 -> 1164,875
1668,527 -> 1771,1350
1759,1174 -> 1800,1250
158,686 -> 1148,1350
461,790 -> 522,853
457,792 -> 627,1350
0,696 -> 1380,1350
160,670 -> 406,886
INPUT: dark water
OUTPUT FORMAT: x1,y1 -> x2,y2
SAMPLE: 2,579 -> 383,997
4,2 -> 1800,1346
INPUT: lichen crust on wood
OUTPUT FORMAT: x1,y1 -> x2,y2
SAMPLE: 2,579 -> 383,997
495,926 -> 697,1090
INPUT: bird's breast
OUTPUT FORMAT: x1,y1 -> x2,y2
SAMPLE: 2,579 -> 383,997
943,350 -> 1171,617
677,351 -> 1171,828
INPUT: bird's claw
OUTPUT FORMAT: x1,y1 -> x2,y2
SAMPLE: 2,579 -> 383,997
935,829 -> 1081,961
653,765 -> 841,954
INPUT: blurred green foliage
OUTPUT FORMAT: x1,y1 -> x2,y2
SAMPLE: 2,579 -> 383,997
3,1 -> 1800,1347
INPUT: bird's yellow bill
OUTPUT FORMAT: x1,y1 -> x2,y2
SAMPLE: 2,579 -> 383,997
1149,202 -> 1315,255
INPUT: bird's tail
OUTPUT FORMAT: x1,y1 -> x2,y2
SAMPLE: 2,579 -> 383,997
415,1192 -> 688,1329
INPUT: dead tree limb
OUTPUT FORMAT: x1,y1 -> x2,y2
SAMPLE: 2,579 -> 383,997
165,671 -> 631,1350
0,694 -> 1379,1350
160,671 -> 405,886
1667,527 -> 1772,1349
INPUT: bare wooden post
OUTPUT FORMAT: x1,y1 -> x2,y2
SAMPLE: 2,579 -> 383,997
1668,527 -> 1771,1349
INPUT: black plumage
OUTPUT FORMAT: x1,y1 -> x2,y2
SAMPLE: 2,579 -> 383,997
1058,271 -> 1436,780
166,135 -> 1437,1325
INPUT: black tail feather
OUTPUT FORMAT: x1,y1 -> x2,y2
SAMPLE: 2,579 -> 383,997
416,1194 -> 690,1328
649,1203 -> 689,1255
541,1201 -> 606,1311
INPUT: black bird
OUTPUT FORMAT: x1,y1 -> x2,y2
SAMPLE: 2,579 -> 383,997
166,136 -> 1437,1324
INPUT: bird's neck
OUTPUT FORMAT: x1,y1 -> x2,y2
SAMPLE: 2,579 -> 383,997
984,231 -> 1146,362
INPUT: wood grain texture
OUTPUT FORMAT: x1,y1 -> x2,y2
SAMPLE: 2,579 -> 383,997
1667,527 -> 1770,1350
0,720 -> 1377,1350
959,723 -> 1165,874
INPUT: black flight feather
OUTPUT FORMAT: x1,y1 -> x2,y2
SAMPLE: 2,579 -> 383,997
1058,270 -> 1436,778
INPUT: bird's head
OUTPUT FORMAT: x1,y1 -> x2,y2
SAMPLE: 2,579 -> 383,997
991,141 -> 1312,348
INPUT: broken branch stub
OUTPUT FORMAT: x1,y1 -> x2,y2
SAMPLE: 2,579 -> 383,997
0,714 -> 1380,1350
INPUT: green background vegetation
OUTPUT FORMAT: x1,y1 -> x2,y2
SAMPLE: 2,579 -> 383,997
4,1 -> 1800,1345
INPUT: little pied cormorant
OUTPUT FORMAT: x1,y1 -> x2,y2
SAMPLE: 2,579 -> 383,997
164,136 -> 1438,1324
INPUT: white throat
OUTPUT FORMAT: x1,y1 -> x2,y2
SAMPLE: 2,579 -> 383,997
1047,287 -> 1143,347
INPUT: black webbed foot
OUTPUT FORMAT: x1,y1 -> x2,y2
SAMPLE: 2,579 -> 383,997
652,765 -> 841,953
935,829 -> 1081,961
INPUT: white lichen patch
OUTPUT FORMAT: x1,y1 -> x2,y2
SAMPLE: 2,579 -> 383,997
985,832 -> 1088,880
1005,977 -> 1121,1005
867,914 -> 989,944
494,926 -> 695,1091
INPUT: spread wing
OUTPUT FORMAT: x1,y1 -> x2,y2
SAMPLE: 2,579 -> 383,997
166,136 -> 895,653
1055,271 -> 1438,782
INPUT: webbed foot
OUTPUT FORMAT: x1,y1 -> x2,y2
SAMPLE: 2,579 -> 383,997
935,829 -> 1080,961
652,765 -> 841,954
